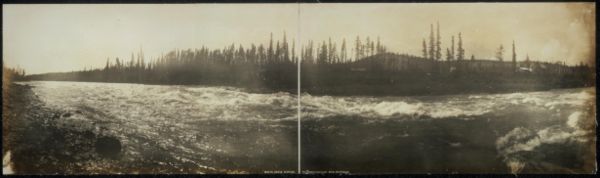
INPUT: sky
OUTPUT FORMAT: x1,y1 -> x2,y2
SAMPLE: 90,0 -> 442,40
3,3 -> 595,75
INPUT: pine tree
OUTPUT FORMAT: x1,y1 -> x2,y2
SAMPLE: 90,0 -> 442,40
457,32 -> 464,61
105,58 -> 110,70
376,36 -> 381,54
258,44 -> 265,65
450,35 -> 455,61
422,39 -> 428,59
291,39 -> 296,64
341,38 -> 347,63
435,22 -> 442,61
283,32 -> 289,62
131,53 -> 136,69
370,41 -> 375,56
318,41 -> 328,65
366,37 -> 371,57
268,33 -> 274,62
328,37 -> 333,64
116,58 -> 121,70
512,40 -> 517,72
276,41 -> 281,63
429,24 -> 435,60
355,36 -> 361,60
496,45 -> 504,62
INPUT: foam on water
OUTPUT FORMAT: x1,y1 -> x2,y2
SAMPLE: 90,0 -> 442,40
299,87 -> 595,173
27,81 -> 297,122
301,88 -> 594,122
22,81 -> 299,172
19,81 -> 595,173
495,104 -> 595,174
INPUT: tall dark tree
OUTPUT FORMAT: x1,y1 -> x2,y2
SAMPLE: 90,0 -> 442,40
258,44 -> 266,64
291,39 -> 296,64
341,38 -> 347,63
328,37 -> 334,64
355,36 -> 362,60
268,33 -> 274,61
318,41 -> 328,65
450,35 -> 455,61
331,43 -> 338,64
457,32 -> 465,61
365,37 -> 371,57
429,24 -> 435,60
283,32 -> 289,62
512,40 -> 517,72
105,58 -> 111,70
376,36 -> 381,54
369,40 -> 375,56
422,39 -> 428,59
435,22 -> 442,61
116,57 -> 122,69
496,44 -> 504,62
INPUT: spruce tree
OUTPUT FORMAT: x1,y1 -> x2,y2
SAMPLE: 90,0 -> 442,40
422,39 -> 428,59
429,24 -> 435,60
435,22 -> 442,61
457,33 -> 464,61
512,40 -> 517,72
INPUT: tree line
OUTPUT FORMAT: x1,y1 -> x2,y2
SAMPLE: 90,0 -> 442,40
26,32 -> 396,88
23,24 -> 594,93
2,62 -> 26,83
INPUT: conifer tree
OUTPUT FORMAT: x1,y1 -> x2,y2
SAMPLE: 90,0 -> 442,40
429,24 -> 435,60
512,40 -> 517,72
496,45 -> 504,62
341,38 -> 347,63
435,22 -> 442,61
422,39 -> 428,59
457,32 -> 465,61
450,35 -> 455,61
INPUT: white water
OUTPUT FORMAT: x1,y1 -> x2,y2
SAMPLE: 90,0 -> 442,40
301,88 -> 594,120
17,81 -> 596,173
27,81 -> 298,122
299,87 -> 595,173
22,81 -> 299,173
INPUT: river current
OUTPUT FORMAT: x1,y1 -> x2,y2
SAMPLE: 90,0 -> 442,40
19,81 -> 596,174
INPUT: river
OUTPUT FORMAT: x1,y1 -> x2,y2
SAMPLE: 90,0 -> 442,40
10,81 -> 596,174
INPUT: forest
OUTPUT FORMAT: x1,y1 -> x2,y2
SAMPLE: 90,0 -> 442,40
21,23 -> 595,95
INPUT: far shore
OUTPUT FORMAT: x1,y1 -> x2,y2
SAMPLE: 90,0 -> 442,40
15,77 -> 595,97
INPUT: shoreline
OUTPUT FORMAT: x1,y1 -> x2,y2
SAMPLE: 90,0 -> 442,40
16,79 -> 595,97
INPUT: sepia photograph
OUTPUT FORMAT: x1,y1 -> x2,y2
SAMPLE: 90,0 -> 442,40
2,2 -> 596,175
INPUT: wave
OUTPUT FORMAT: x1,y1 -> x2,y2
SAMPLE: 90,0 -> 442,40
301,94 -> 494,120
27,81 -> 297,122
301,88 -> 594,121
495,110 -> 595,174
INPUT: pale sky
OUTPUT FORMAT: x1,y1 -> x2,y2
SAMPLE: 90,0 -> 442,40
3,3 -> 595,74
